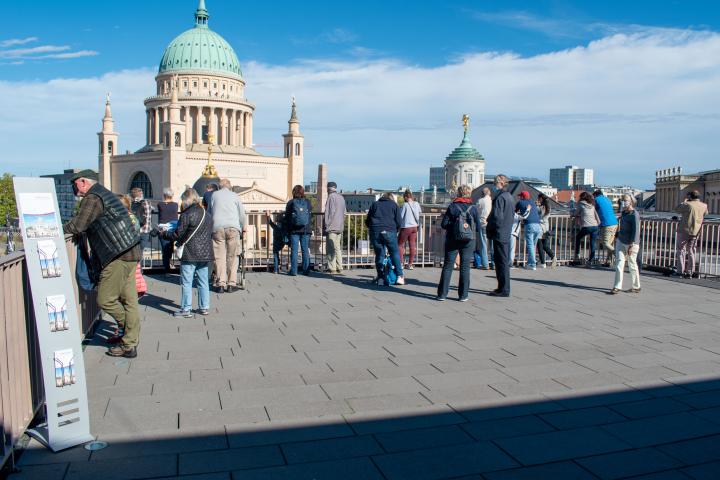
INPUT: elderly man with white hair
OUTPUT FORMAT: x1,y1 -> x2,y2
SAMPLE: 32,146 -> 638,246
209,179 -> 246,293
610,194 -> 641,295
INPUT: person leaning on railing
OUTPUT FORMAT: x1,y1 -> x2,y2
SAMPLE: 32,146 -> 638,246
572,191 -> 600,266
63,170 -> 141,358
593,189 -> 619,267
366,192 -> 405,285
610,194 -> 641,295
674,190 -> 708,279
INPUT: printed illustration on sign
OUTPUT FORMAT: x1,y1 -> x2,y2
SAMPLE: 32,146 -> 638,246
53,349 -> 76,388
38,240 -> 62,278
46,295 -> 69,332
19,193 -> 60,238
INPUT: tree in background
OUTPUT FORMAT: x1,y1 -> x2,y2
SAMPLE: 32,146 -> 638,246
0,173 -> 17,221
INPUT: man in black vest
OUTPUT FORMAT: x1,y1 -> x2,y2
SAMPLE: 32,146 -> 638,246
64,170 -> 141,358
486,174 -> 515,297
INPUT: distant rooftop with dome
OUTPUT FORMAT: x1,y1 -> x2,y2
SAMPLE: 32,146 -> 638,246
158,0 -> 243,79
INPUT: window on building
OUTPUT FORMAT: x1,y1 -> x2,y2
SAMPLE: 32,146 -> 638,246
175,132 -> 182,147
164,132 -> 170,147
107,141 -> 114,155
202,125 -> 209,142
467,173 -> 473,184
129,172 -> 153,199
295,143 -> 301,156
285,144 -> 290,157
193,81 -> 197,87
204,82 -> 207,88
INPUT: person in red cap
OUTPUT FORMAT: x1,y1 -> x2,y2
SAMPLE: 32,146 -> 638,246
515,191 -> 543,270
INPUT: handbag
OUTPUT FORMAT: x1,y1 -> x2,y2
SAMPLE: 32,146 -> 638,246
175,209 -> 205,260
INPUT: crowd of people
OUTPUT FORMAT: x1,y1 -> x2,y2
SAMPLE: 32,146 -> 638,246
62,168 -> 709,358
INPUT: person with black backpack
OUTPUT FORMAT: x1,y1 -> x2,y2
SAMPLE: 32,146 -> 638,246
437,185 -> 481,302
284,185 -> 313,276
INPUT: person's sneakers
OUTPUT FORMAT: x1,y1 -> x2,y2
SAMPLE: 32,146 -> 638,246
459,297 -> 469,302
488,291 -> 509,297
197,309 -> 210,316
682,273 -> 691,279
395,276 -> 406,285
106,345 -> 137,358
525,265 -> 537,271
630,288 -> 642,294
227,285 -> 241,293
540,264 -> 547,269
551,258 -> 558,268
436,296 -> 446,301
407,265 -> 415,270
609,288 -> 621,295
173,310 -> 193,318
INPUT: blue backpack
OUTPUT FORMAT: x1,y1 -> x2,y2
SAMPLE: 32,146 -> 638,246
291,199 -> 310,228
382,254 -> 398,286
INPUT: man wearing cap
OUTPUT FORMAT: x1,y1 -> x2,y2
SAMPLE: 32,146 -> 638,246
63,170 -> 141,358
324,181 -> 346,274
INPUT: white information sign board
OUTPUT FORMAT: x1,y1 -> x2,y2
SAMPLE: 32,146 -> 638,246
13,177 -> 93,451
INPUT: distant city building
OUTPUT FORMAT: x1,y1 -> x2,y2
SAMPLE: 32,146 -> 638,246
655,166 -> 720,214
536,185 -> 558,197
429,167 -> 444,189
41,168 -> 90,221
444,115 -> 485,193
304,181 -> 318,194
549,165 -> 594,189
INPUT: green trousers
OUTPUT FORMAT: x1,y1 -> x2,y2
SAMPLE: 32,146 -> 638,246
97,259 -> 140,347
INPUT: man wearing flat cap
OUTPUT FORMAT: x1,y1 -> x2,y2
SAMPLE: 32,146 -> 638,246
63,170 -> 142,358
323,181 -> 346,274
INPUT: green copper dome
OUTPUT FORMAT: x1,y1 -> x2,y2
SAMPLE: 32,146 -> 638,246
446,131 -> 485,162
158,1 -> 243,79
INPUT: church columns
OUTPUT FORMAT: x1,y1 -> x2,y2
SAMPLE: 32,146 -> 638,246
146,110 -> 151,145
230,110 -> 237,146
239,111 -> 245,147
195,107 -> 202,144
247,113 -> 253,147
183,107 -> 191,146
153,108 -> 160,144
220,108 -> 227,145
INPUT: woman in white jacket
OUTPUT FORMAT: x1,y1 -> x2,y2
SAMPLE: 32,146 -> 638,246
398,190 -> 422,269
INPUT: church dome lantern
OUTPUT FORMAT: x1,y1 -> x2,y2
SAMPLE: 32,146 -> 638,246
158,0 -> 243,79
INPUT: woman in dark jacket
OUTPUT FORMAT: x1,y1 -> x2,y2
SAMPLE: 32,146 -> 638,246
437,185 -> 482,301
284,185 -> 313,276
160,188 -> 214,317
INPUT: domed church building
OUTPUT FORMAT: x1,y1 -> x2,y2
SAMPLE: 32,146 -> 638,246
98,0 -> 303,212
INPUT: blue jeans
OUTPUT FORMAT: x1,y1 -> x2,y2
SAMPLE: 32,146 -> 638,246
575,226 -> 599,262
289,233 -> 310,275
524,223 -> 542,268
474,225 -> 489,268
370,230 -> 404,278
180,261 -> 210,311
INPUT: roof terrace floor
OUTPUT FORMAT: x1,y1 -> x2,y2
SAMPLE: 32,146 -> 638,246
15,266 -> 720,479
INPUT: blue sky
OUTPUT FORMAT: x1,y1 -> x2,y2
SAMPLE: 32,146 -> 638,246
2,0 -> 719,189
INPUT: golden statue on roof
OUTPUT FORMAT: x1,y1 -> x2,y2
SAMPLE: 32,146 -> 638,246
462,114 -> 470,132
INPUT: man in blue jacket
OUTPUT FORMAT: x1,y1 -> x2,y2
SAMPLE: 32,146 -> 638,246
366,192 -> 405,285
486,175 -> 515,297
593,190 -> 619,266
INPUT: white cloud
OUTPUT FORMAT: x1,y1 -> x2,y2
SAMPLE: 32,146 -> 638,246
1,28 -> 719,189
0,37 -> 39,47
38,50 -> 99,59
0,38 -> 98,60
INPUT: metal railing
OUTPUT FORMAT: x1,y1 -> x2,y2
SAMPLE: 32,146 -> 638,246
0,236 -> 100,469
137,212 -> 719,279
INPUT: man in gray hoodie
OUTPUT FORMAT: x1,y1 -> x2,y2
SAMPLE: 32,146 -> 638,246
323,182 -> 346,274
